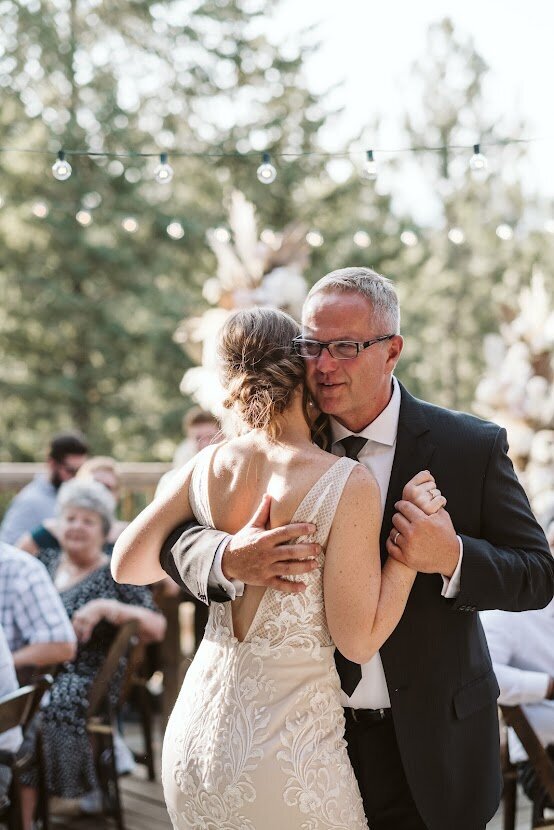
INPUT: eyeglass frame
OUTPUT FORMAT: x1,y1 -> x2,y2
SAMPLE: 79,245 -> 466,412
292,334 -> 396,360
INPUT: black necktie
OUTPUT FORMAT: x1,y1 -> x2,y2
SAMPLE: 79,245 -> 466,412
334,435 -> 368,696
339,435 -> 368,461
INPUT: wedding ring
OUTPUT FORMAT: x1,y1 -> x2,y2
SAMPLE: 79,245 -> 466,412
430,488 -> 440,499
393,531 -> 400,545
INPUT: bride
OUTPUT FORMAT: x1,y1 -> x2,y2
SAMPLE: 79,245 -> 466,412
112,307 -> 444,830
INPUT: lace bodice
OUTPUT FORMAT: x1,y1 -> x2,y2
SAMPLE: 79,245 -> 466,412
190,447 -> 358,652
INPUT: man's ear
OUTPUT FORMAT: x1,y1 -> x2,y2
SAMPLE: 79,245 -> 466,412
386,335 -> 404,371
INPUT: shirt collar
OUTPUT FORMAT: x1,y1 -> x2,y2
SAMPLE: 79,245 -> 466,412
330,376 -> 401,447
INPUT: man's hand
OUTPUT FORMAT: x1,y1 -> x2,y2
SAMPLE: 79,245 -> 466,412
386,500 -> 459,577
222,494 -> 320,594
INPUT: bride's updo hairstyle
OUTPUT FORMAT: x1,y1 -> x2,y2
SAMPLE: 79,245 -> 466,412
219,307 -> 305,439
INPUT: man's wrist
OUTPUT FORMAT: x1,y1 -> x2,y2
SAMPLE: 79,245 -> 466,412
221,542 -> 236,581
441,537 -> 461,578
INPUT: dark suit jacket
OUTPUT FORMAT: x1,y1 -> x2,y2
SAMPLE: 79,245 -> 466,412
159,383 -> 554,830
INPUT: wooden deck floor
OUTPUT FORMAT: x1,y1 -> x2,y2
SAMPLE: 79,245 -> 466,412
47,718 -> 542,830
49,769 -> 537,830
50,771 -> 171,830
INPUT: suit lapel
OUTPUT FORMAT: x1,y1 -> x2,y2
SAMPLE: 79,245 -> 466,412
379,384 -> 437,562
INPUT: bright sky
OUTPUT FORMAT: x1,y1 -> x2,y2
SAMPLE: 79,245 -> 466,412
273,0 -> 554,222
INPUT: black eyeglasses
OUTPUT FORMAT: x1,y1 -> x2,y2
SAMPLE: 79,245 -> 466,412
292,334 -> 395,360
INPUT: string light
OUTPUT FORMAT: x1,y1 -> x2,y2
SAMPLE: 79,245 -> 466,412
400,230 -> 418,247
306,230 -> 324,247
256,152 -> 277,184
121,217 -> 139,233
469,143 -> 488,177
52,150 -> 72,181
76,210 -> 92,226
353,230 -> 371,248
361,150 -> 377,181
32,201 -> 49,218
448,227 -> 465,245
213,227 -> 231,243
154,152 -> 174,184
82,191 -> 102,209
496,224 -> 513,241
167,221 -> 184,239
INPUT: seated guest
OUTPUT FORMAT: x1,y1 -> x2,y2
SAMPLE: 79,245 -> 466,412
19,479 -> 166,828
17,456 -> 127,556
482,602 -> 554,762
0,542 -> 76,673
0,432 -> 88,545
0,623 -> 22,809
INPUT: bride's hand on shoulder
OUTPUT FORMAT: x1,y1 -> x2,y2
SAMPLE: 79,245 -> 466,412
402,470 -> 446,516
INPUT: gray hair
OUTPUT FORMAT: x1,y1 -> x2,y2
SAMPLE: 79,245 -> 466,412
305,267 -> 400,333
56,478 -> 116,537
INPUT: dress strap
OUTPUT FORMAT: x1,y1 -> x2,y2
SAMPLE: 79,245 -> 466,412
291,457 -> 358,544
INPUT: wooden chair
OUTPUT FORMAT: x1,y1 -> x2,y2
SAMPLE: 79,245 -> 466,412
500,704 -> 554,829
118,640 -> 156,781
0,675 -> 53,830
86,619 -> 140,830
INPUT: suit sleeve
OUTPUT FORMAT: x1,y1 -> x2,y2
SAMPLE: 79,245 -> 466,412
454,427 -> 554,612
159,521 -> 232,604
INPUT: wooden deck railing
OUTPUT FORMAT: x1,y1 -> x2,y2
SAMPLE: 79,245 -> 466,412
0,462 -> 172,521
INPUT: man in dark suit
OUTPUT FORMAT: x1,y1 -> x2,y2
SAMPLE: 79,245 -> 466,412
160,267 -> 554,830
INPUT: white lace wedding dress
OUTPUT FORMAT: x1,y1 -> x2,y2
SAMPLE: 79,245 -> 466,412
162,450 -> 369,830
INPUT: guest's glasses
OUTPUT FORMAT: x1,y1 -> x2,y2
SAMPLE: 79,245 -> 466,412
292,334 -> 395,360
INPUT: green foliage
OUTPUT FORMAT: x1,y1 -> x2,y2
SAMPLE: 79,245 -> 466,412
1,8 -> 551,459
0,0 -> 361,460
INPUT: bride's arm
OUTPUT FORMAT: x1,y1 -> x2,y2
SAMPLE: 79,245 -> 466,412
324,468 -> 444,663
112,456 -> 198,585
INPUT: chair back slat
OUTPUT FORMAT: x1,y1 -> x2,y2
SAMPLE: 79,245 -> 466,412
87,620 -> 139,718
0,676 -> 52,733
501,704 -> 554,804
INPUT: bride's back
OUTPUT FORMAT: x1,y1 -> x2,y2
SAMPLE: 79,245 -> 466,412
208,435 -> 337,534
203,432 -> 339,641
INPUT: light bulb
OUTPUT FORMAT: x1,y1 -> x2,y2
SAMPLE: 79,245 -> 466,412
213,227 -> 231,243
256,153 -> 277,184
306,230 -> 324,247
496,224 -> 513,241
361,150 -> 377,181
154,152 -> 174,184
52,150 -> 72,181
469,143 -> 488,175
353,230 -> 371,248
400,230 -> 418,247
167,221 -> 184,239
32,202 -> 49,218
122,217 -> 139,233
448,227 -> 465,245
76,210 -> 92,226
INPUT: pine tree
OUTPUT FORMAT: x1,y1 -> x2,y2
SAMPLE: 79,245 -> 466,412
398,19 -> 541,410
0,0 -> 379,460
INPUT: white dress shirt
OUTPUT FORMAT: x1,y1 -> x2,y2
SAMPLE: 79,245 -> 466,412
210,377 -> 463,708
481,602 -> 554,762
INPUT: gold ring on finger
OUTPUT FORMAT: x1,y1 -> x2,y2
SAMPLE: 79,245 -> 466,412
393,531 -> 400,545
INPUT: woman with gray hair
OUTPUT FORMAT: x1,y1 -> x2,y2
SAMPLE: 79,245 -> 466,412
19,478 -> 166,828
